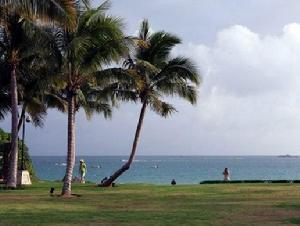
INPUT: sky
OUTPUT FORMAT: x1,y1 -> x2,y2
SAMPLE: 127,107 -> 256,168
2,0 -> 300,156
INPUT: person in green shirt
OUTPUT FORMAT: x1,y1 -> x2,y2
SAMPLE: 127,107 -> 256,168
79,159 -> 87,183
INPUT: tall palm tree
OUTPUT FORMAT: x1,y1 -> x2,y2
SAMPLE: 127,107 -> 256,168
0,11 -> 67,188
0,44 -> 66,181
53,1 -> 128,196
100,20 -> 200,186
0,13 -> 41,188
0,0 -> 76,188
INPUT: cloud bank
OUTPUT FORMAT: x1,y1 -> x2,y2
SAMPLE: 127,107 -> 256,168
173,23 -> 300,154
3,23 -> 300,156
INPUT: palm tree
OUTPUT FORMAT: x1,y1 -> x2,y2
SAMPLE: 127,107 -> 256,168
0,0 -> 77,29
0,30 -> 65,129
53,1 -> 128,196
0,38 -> 66,181
0,0 -> 76,188
0,13 -> 43,188
100,20 -> 200,186
0,13 -> 65,189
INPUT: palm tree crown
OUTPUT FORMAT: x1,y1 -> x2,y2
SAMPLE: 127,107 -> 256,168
0,0 -> 79,29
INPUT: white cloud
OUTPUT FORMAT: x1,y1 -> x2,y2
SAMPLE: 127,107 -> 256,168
174,23 -> 300,154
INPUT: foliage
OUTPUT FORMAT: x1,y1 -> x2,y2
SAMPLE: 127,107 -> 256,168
98,19 -> 200,117
0,128 -> 10,143
0,0 -> 78,30
0,128 -> 35,178
0,7 -> 67,126
51,1 -> 129,118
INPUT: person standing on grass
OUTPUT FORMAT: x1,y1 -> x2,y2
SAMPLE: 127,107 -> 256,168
223,168 -> 230,181
79,159 -> 87,183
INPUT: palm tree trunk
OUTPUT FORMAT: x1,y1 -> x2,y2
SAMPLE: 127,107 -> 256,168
101,101 -> 147,187
6,64 -> 19,188
61,93 -> 76,196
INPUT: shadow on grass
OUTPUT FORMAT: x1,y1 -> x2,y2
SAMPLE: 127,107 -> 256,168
0,207 -> 218,226
285,218 -> 300,224
0,209 -> 99,226
278,203 -> 300,210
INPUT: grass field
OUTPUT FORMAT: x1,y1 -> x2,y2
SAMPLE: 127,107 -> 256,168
0,182 -> 300,225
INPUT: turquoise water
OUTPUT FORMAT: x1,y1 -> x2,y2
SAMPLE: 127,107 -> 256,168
31,156 -> 300,184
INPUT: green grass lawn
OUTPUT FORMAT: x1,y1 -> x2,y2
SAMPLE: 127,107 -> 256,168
0,182 -> 300,225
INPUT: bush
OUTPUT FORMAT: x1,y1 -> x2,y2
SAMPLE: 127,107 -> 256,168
0,128 -> 36,179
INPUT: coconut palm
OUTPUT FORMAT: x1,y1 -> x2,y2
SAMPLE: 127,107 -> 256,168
0,14 -> 43,188
0,44 -> 66,181
53,1 -> 128,196
0,0 -> 77,188
0,32 -> 65,129
0,12 -> 66,187
99,20 -> 200,186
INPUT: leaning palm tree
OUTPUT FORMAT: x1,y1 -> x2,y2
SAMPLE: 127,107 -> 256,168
100,20 -> 200,186
54,1 -> 128,196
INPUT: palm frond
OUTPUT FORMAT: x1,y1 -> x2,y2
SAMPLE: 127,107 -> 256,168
148,96 -> 177,117
152,57 -> 200,86
139,19 -> 150,41
156,80 -> 198,104
78,16 -> 127,71
84,0 -> 111,27
83,101 -> 112,120
0,88 -> 10,120
1,0 -> 77,29
44,92 -> 67,112
137,31 -> 181,66
25,97 -> 47,128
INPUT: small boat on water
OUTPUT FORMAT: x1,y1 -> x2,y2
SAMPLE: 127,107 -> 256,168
91,165 -> 101,169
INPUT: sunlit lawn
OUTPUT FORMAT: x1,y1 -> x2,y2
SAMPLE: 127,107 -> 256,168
0,181 -> 300,225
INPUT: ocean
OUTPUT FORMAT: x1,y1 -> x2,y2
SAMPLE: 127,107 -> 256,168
31,156 -> 300,184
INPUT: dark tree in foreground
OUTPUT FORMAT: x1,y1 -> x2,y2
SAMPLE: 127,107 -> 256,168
0,0 -> 76,188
